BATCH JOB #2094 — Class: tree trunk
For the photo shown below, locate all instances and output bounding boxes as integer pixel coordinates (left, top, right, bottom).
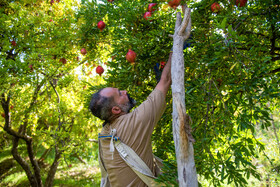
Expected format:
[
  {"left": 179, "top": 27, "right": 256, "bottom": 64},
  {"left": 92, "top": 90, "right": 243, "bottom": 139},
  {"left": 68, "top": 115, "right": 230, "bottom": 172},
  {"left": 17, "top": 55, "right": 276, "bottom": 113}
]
[
  {"left": 45, "top": 147, "right": 61, "bottom": 187},
  {"left": 171, "top": 7, "right": 198, "bottom": 187},
  {"left": 1, "top": 89, "right": 45, "bottom": 187},
  {"left": 12, "top": 137, "right": 41, "bottom": 187}
]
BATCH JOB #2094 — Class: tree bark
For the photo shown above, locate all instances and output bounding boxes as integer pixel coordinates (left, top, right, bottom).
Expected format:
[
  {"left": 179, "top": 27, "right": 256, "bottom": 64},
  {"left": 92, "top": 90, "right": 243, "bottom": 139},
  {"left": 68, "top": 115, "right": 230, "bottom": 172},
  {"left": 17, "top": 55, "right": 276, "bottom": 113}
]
[
  {"left": 45, "top": 147, "right": 61, "bottom": 187},
  {"left": 171, "top": 7, "right": 198, "bottom": 187},
  {"left": 12, "top": 137, "right": 40, "bottom": 187},
  {"left": 1, "top": 87, "right": 44, "bottom": 187}
]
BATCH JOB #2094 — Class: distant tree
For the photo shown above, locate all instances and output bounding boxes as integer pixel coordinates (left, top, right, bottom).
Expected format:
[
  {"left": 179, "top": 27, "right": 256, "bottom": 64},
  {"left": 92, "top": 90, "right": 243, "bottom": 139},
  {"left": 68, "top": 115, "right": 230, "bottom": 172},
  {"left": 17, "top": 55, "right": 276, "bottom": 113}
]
[{"left": 0, "top": 0, "right": 102, "bottom": 186}]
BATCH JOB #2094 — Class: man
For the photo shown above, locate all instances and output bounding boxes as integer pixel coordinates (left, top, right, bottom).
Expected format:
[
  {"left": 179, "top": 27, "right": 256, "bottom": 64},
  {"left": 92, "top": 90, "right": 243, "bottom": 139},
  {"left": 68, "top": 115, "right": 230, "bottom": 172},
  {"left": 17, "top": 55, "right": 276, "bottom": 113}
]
[{"left": 89, "top": 52, "right": 172, "bottom": 186}]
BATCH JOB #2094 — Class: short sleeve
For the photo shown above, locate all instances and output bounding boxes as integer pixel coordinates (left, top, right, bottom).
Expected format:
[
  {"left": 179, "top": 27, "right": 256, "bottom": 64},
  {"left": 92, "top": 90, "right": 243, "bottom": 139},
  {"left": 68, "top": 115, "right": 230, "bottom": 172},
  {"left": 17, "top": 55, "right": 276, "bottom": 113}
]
[{"left": 129, "top": 89, "right": 166, "bottom": 139}]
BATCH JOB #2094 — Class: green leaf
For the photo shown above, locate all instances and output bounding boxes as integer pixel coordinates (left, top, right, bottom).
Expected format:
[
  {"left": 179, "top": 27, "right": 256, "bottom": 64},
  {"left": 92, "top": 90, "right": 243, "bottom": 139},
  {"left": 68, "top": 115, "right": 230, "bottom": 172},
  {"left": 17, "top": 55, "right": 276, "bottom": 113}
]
[{"left": 221, "top": 17, "right": 227, "bottom": 30}]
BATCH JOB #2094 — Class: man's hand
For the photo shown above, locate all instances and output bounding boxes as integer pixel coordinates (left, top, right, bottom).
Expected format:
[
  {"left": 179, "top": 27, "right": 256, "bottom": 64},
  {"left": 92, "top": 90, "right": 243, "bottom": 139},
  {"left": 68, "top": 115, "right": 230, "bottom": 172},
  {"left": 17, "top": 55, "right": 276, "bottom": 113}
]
[{"left": 155, "top": 52, "right": 172, "bottom": 96}]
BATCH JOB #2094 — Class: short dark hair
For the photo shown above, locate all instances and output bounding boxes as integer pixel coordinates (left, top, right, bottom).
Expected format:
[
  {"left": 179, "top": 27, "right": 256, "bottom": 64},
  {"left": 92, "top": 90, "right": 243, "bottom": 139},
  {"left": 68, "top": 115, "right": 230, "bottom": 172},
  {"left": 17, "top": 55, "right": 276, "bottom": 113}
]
[{"left": 89, "top": 89, "right": 115, "bottom": 122}]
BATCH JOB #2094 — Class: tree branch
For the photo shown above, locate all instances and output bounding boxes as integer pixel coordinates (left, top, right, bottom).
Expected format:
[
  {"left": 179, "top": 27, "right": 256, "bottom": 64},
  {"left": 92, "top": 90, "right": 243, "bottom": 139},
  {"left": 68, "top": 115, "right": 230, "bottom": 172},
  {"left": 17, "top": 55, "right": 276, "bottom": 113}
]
[
  {"left": 178, "top": 7, "right": 191, "bottom": 40},
  {"left": 270, "top": 67, "right": 280, "bottom": 74},
  {"left": 12, "top": 137, "right": 39, "bottom": 187},
  {"left": 45, "top": 147, "right": 61, "bottom": 187},
  {"left": 1, "top": 79, "right": 45, "bottom": 187},
  {"left": 1, "top": 93, "right": 31, "bottom": 140}
]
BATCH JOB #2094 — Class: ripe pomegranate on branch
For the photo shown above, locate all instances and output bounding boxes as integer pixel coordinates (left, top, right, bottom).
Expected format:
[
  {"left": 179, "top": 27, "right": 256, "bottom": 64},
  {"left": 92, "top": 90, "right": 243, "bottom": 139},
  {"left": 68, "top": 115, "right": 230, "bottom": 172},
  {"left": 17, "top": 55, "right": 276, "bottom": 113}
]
[
  {"left": 11, "top": 40, "right": 16, "bottom": 46},
  {"left": 230, "top": 0, "right": 248, "bottom": 7},
  {"left": 148, "top": 3, "right": 157, "bottom": 12},
  {"left": 126, "top": 49, "right": 136, "bottom": 63},
  {"left": 97, "top": 21, "right": 106, "bottom": 31},
  {"left": 81, "top": 48, "right": 87, "bottom": 55},
  {"left": 168, "top": 0, "right": 181, "bottom": 9},
  {"left": 59, "top": 58, "right": 67, "bottom": 64},
  {"left": 144, "top": 12, "right": 152, "bottom": 21},
  {"left": 96, "top": 65, "right": 104, "bottom": 76},
  {"left": 211, "top": 2, "right": 221, "bottom": 13}
]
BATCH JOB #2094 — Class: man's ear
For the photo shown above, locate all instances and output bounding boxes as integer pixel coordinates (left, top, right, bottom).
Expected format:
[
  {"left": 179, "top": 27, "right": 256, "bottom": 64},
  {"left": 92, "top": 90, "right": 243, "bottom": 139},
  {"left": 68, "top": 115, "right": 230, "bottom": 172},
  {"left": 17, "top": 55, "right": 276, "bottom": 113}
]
[{"left": 112, "top": 106, "right": 121, "bottom": 115}]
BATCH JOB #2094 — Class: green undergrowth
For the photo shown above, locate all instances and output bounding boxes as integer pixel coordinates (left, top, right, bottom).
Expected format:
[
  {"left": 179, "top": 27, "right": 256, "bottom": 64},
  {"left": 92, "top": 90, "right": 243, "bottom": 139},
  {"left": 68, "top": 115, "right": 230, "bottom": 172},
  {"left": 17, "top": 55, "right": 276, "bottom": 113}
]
[
  {"left": 0, "top": 159, "right": 101, "bottom": 187},
  {"left": 0, "top": 144, "right": 101, "bottom": 187},
  {"left": 199, "top": 118, "right": 280, "bottom": 186}
]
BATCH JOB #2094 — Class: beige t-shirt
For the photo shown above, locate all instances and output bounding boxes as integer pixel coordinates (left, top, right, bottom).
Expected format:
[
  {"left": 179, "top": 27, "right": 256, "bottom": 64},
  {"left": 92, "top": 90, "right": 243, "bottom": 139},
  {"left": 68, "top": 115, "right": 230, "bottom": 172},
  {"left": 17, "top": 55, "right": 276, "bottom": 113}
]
[{"left": 100, "top": 89, "right": 166, "bottom": 187}]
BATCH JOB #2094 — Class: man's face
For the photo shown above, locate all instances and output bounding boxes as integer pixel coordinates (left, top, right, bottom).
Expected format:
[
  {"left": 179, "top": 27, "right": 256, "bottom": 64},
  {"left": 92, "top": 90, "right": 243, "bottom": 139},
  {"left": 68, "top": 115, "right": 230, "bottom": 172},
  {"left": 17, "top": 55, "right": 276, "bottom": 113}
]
[{"left": 100, "top": 87, "right": 136, "bottom": 113}]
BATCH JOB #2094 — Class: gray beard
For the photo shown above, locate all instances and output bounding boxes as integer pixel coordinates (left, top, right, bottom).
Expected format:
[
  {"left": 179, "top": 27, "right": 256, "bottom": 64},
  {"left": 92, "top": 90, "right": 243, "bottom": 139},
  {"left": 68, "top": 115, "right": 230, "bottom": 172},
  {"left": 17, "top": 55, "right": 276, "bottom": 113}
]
[{"left": 120, "top": 93, "right": 136, "bottom": 113}]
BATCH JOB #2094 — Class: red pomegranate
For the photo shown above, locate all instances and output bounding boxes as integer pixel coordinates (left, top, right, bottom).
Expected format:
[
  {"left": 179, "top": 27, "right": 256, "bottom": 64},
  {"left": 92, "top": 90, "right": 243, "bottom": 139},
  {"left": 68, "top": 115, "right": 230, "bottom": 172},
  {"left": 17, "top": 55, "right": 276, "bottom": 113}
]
[
  {"left": 230, "top": 0, "right": 248, "bottom": 7},
  {"left": 168, "top": 0, "right": 181, "bottom": 9},
  {"left": 81, "top": 48, "right": 87, "bottom": 55},
  {"left": 28, "top": 64, "right": 34, "bottom": 71},
  {"left": 97, "top": 21, "right": 106, "bottom": 31},
  {"left": 144, "top": 12, "right": 152, "bottom": 21},
  {"left": 11, "top": 40, "right": 16, "bottom": 46},
  {"left": 148, "top": 3, "right": 157, "bottom": 12},
  {"left": 126, "top": 49, "right": 136, "bottom": 63},
  {"left": 160, "top": 61, "right": 166, "bottom": 70},
  {"left": 211, "top": 2, "right": 221, "bottom": 13},
  {"left": 96, "top": 65, "right": 104, "bottom": 76},
  {"left": 59, "top": 58, "right": 67, "bottom": 64}
]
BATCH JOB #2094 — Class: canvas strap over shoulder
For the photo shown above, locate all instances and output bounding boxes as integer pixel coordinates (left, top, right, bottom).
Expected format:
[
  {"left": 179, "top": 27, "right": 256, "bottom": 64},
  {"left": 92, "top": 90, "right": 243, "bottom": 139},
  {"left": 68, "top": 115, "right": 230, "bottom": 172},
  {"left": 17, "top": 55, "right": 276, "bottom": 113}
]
[
  {"left": 98, "top": 133, "right": 164, "bottom": 187},
  {"left": 98, "top": 138, "right": 110, "bottom": 187},
  {"left": 114, "top": 140, "right": 161, "bottom": 187}
]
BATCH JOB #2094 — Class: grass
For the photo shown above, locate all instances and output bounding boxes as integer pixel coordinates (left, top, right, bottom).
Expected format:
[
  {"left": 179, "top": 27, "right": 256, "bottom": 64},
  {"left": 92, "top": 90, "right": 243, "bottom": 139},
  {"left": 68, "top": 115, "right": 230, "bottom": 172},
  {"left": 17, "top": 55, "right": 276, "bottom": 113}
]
[
  {"left": 0, "top": 142, "right": 101, "bottom": 187},
  {"left": 0, "top": 160, "right": 101, "bottom": 187},
  {"left": 52, "top": 163, "right": 101, "bottom": 187}
]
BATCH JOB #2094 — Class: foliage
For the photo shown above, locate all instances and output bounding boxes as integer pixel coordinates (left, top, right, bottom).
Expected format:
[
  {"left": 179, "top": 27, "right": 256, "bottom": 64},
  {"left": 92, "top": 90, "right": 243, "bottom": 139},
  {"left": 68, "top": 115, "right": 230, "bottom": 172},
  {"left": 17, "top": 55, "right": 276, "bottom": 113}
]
[
  {"left": 79, "top": 0, "right": 279, "bottom": 186},
  {"left": 0, "top": 0, "right": 279, "bottom": 186},
  {"left": 0, "top": 0, "right": 103, "bottom": 186}
]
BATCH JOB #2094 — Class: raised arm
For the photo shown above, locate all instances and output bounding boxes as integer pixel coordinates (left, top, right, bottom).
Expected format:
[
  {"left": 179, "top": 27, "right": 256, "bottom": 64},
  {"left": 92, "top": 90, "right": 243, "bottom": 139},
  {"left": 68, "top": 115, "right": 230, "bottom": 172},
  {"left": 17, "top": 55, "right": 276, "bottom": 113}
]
[{"left": 155, "top": 52, "right": 172, "bottom": 96}]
